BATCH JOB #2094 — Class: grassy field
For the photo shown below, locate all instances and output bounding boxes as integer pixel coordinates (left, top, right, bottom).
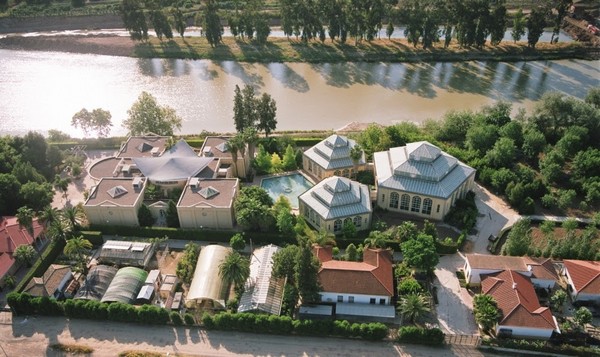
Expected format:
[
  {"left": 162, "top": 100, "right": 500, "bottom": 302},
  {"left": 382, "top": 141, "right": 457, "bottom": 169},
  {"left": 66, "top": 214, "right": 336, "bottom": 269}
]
[{"left": 134, "top": 36, "right": 592, "bottom": 63}]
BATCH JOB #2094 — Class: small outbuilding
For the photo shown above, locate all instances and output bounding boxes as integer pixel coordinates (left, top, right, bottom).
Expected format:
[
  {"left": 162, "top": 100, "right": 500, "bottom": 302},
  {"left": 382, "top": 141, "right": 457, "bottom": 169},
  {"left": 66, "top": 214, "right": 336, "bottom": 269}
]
[
  {"left": 101, "top": 267, "right": 148, "bottom": 304},
  {"left": 98, "top": 240, "right": 155, "bottom": 269},
  {"left": 75, "top": 265, "right": 118, "bottom": 301},
  {"left": 186, "top": 245, "right": 232, "bottom": 309}
]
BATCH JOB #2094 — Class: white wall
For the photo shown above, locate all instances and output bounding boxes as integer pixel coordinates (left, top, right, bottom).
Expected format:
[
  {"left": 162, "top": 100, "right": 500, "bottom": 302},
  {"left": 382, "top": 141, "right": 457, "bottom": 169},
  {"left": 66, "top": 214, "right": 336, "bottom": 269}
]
[
  {"left": 497, "top": 325, "right": 554, "bottom": 340},
  {"left": 320, "top": 291, "right": 390, "bottom": 305},
  {"left": 465, "top": 267, "right": 503, "bottom": 284},
  {"left": 178, "top": 206, "right": 234, "bottom": 230},
  {"left": 85, "top": 204, "right": 140, "bottom": 226}
]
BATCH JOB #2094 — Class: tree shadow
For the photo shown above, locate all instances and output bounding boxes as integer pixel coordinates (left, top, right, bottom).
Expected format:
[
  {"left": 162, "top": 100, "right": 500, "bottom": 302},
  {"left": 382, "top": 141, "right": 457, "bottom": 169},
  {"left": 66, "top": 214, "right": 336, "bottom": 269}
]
[{"left": 258, "top": 62, "right": 310, "bottom": 93}]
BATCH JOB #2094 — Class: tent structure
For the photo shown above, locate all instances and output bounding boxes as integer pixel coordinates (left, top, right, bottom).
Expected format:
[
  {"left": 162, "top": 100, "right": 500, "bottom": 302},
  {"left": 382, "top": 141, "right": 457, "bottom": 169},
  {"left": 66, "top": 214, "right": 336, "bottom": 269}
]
[
  {"left": 101, "top": 267, "right": 148, "bottom": 304},
  {"left": 75, "top": 265, "right": 118, "bottom": 301},
  {"left": 187, "top": 245, "right": 232, "bottom": 309},
  {"left": 133, "top": 139, "right": 213, "bottom": 182}
]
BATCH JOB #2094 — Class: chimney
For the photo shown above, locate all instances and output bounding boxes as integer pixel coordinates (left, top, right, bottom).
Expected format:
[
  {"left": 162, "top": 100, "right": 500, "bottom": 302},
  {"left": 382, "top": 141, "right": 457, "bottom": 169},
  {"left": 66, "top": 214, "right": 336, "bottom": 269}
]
[
  {"left": 512, "top": 282, "right": 517, "bottom": 289},
  {"left": 312, "top": 244, "right": 333, "bottom": 263}
]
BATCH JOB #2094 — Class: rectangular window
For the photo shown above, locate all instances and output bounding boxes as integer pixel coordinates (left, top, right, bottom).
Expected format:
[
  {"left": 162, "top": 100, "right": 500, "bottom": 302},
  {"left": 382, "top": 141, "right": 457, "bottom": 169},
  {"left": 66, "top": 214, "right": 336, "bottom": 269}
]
[
  {"left": 348, "top": 296, "right": 354, "bottom": 303},
  {"left": 437, "top": 204, "right": 440, "bottom": 213},
  {"left": 337, "top": 295, "right": 343, "bottom": 303},
  {"left": 370, "top": 298, "right": 376, "bottom": 304},
  {"left": 379, "top": 298, "right": 386, "bottom": 305},
  {"left": 381, "top": 194, "right": 385, "bottom": 203}
]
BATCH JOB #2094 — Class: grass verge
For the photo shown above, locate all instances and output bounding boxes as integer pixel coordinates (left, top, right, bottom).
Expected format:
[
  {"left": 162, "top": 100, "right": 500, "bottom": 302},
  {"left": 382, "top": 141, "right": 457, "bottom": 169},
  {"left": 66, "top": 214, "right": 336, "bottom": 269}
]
[{"left": 49, "top": 343, "right": 94, "bottom": 354}]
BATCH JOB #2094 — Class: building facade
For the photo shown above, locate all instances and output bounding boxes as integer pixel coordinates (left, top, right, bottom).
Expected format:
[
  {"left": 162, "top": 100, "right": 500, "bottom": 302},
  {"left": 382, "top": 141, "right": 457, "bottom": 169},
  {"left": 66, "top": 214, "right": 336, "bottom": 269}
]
[
  {"left": 373, "top": 141, "right": 475, "bottom": 220},
  {"left": 303, "top": 134, "right": 367, "bottom": 181}
]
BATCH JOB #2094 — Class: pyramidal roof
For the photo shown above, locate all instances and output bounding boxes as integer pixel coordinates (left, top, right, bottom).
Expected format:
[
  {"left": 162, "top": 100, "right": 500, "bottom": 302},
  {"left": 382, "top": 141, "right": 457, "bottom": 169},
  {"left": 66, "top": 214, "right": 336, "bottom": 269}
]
[
  {"left": 325, "top": 177, "right": 351, "bottom": 193},
  {"left": 107, "top": 185, "right": 128, "bottom": 198},
  {"left": 215, "top": 142, "right": 228, "bottom": 153},
  {"left": 198, "top": 186, "right": 220, "bottom": 199},
  {"left": 137, "top": 142, "right": 153, "bottom": 153},
  {"left": 406, "top": 141, "right": 441, "bottom": 162},
  {"left": 325, "top": 135, "right": 348, "bottom": 148}
]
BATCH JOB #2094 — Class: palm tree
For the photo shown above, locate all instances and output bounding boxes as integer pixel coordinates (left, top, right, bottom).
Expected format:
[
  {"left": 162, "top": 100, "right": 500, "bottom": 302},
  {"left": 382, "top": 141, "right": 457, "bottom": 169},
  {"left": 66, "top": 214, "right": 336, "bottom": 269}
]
[
  {"left": 219, "top": 251, "right": 250, "bottom": 291},
  {"left": 242, "top": 127, "right": 259, "bottom": 164},
  {"left": 473, "top": 294, "right": 501, "bottom": 332},
  {"left": 47, "top": 219, "right": 72, "bottom": 243},
  {"left": 64, "top": 235, "right": 92, "bottom": 271},
  {"left": 62, "top": 205, "right": 85, "bottom": 231},
  {"left": 398, "top": 293, "right": 431, "bottom": 324},
  {"left": 16, "top": 206, "right": 35, "bottom": 239},
  {"left": 226, "top": 135, "right": 245, "bottom": 178},
  {"left": 54, "top": 175, "right": 71, "bottom": 200},
  {"left": 313, "top": 228, "right": 336, "bottom": 247},
  {"left": 364, "top": 231, "right": 387, "bottom": 249},
  {"left": 39, "top": 206, "right": 60, "bottom": 228},
  {"left": 14, "top": 245, "right": 37, "bottom": 267}
]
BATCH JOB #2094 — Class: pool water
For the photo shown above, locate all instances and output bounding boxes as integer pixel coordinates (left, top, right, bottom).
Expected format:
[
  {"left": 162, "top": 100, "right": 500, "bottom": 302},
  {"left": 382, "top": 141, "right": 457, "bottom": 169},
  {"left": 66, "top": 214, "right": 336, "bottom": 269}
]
[{"left": 260, "top": 173, "right": 314, "bottom": 209}]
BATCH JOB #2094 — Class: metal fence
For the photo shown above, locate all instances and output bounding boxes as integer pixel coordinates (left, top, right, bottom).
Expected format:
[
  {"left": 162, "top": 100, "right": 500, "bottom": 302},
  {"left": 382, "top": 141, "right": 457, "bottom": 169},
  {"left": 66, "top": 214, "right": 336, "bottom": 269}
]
[{"left": 445, "top": 334, "right": 481, "bottom": 346}]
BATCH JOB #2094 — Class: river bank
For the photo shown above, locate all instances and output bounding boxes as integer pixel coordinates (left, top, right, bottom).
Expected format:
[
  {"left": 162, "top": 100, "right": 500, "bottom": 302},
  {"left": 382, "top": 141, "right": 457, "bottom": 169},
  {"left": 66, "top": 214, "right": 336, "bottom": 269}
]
[{"left": 0, "top": 33, "right": 596, "bottom": 62}]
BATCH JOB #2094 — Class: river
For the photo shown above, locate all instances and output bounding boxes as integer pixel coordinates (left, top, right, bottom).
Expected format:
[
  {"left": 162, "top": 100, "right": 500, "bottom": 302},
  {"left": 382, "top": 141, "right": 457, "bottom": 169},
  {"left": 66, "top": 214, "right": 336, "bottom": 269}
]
[{"left": 0, "top": 49, "right": 598, "bottom": 137}]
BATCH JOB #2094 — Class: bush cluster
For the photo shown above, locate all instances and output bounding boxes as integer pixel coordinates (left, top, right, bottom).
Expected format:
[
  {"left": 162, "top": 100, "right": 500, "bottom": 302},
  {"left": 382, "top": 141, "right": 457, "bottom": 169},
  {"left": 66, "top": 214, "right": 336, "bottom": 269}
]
[
  {"left": 202, "top": 312, "right": 389, "bottom": 341},
  {"left": 443, "top": 192, "right": 478, "bottom": 232},
  {"left": 484, "top": 338, "right": 600, "bottom": 357},
  {"left": 396, "top": 326, "right": 445, "bottom": 346},
  {"left": 15, "top": 239, "right": 66, "bottom": 293},
  {"left": 7, "top": 292, "right": 179, "bottom": 326}
]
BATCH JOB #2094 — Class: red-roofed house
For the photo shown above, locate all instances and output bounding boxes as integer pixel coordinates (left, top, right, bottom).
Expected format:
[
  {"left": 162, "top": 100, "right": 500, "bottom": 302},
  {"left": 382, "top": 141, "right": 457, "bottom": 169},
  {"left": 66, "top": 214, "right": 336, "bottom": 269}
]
[
  {"left": 312, "top": 245, "right": 395, "bottom": 320},
  {"left": 0, "top": 216, "right": 45, "bottom": 288},
  {"left": 481, "top": 270, "right": 560, "bottom": 340},
  {"left": 563, "top": 260, "right": 600, "bottom": 304}
]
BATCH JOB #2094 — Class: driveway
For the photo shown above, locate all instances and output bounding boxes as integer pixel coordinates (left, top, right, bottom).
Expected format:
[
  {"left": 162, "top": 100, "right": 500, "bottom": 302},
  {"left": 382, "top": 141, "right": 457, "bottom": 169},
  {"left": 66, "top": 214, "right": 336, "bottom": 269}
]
[{"left": 434, "top": 184, "right": 520, "bottom": 335}]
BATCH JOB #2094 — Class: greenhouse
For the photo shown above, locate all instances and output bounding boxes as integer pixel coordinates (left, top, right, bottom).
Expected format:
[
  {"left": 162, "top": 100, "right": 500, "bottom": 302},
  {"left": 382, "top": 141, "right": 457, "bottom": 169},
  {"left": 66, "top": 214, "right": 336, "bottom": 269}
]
[
  {"left": 101, "top": 267, "right": 148, "bottom": 304},
  {"left": 75, "top": 265, "right": 118, "bottom": 301},
  {"left": 187, "top": 245, "right": 231, "bottom": 309}
]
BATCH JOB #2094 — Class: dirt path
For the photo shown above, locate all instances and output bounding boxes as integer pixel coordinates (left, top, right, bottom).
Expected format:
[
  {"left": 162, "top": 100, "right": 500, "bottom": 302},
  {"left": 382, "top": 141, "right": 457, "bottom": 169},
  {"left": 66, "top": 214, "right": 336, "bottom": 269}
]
[{"left": 0, "top": 314, "right": 497, "bottom": 357}]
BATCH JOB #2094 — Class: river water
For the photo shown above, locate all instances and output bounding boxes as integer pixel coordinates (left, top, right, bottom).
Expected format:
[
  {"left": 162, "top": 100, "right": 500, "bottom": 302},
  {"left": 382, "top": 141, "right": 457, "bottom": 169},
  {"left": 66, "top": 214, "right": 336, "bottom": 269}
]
[{"left": 0, "top": 49, "right": 598, "bottom": 137}]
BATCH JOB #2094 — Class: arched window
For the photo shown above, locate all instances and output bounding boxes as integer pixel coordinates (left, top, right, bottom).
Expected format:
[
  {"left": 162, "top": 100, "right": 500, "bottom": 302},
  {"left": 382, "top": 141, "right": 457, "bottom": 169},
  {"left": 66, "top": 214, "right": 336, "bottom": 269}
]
[
  {"left": 411, "top": 196, "right": 421, "bottom": 212},
  {"left": 344, "top": 217, "right": 352, "bottom": 227},
  {"left": 389, "top": 192, "right": 399, "bottom": 209},
  {"left": 353, "top": 216, "right": 362, "bottom": 228},
  {"left": 422, "top": 198, "right": 433, "bottom": 215},
  {"left": 334, "top": 170, "right": 341, "bottom": 176},
  {"left": 334, "top": 219, "right": 342, "bottom": 232},
  {"left": 342, "top": 169, "right": 349, "bottom": 178},
  {"left": 400, "top": 194, "right": 410, "bottom": 211}
]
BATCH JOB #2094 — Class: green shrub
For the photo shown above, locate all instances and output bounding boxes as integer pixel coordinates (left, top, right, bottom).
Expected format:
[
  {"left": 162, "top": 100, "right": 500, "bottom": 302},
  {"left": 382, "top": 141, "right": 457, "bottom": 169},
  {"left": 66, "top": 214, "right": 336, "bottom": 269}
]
[
  {"left": 397, "top": 326, "right": 444, "bottom": 346},
  {"left": 184, "top": 313, "right": 196, "bottom": 326},
  {"left": 201, "top": 313, "right": 214, "bottom": 328}
]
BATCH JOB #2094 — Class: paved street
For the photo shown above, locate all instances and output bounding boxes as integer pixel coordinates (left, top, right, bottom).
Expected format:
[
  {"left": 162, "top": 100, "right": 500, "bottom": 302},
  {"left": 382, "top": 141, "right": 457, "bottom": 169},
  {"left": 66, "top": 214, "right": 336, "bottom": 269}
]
[
  {"left": 433, "top": 184, "right": 520, "bottom": 335},
  {"left": 1, "top": 314, "right": 500, "bottom": 357}
]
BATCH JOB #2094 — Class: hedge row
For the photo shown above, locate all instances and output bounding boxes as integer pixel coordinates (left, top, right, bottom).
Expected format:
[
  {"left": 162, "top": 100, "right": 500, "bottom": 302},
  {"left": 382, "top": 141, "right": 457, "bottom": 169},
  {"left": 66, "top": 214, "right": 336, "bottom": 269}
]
[
  {"left": 86, "top": 224, "right": 295, "bottom": 245},
  {"left": 79, "top": 231, "right": 104, "bottom": 246},
  {"left": 483, "top": 338, "right": 600, "bottom": 357},
  {"left": 202, "top": 312, "right": 389, "bottom": 341},
  {"left": 396, "top": 326, "right": 445, "bottom": 346},
  {"left": 6, "top": 292, "right": 194, "bottom": 326},
  {"left": 435, "top": 231, "right": 468, "bottom": 255},
  {"left": 15, "top": 239, "right": 66, "bottom": 293}
]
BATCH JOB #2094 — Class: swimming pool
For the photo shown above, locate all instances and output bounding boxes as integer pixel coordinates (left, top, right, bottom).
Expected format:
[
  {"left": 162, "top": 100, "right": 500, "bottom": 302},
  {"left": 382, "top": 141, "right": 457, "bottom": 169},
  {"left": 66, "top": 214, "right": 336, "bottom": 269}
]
[{"left": 260, "top": 173, "right": 314, "bottom": 209}]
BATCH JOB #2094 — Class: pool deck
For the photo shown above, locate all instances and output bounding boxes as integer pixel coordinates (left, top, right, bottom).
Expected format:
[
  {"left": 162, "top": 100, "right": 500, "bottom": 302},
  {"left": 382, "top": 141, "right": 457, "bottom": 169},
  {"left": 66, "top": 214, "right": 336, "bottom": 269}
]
[{"left": 253, "top": 170, "right": 315, "bottom": 209}]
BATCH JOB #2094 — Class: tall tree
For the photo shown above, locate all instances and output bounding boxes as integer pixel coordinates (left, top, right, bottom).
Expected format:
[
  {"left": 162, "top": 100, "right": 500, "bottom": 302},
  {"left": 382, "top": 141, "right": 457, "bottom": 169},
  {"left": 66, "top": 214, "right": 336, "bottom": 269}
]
[
  {"left": 120, "top": 0, "right": 149, "bottom": 41},
  {"left": 400, "top": 233, "right": 439, "bottom": 271},
  {"left": 256, "top": 93, "right": 277, "bottom": 137},
  {"left": 137, "top": 204, "right": 155, "bottom": 227},
  {"left": 511, "top": 8, "right": 526, "bottom": 43},
  {"left": 150, "top": 9, "right": 173, "bottom": 40},
  {"left": 166, "top": 200, "right": 180, "bottom": 228},
  {"left": 204, "top": 0, "right": 222, "bottom": 47},
  {"left": 63, "top": 205, "right": 85, "bottom": 231},
  {"left": 473, "top": 294, "right": 501, "bottom": 332},
  {"left": 123, "top": 92, "right": 182, "bottom": 136},
  {"left": 172, "top": 7, "right": 187, "bottom": 38},
  {"left": 551, "top": 0, "right": 571, "bottom": 44},
  {"left": 503, "top": 218, "right": 532, "bottom": 256},
  {"left": 226, "top": 134, "right": 245, "bottom": 178},
  {"left": 16, "top": 206, "right": 35, "bottom": 239},
  {"left": 526, "top": 8, "right": 546, "bottom": 48},
  {"left": 71, "top": 108, "right": 113, "bottom": 137},
  {"left": 294, "top": 242, "right": 321, "bottom": 303},
  {"left": 489, "top": 4, "right": 507, "bottom": 46}
]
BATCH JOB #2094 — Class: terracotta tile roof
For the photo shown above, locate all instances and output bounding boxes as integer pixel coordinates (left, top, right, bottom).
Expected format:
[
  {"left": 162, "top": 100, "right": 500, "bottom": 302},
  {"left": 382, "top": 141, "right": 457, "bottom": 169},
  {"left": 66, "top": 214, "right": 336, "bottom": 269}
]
[
  {"left": 23, "top": 264, "right": 71, "bottom": 297},
  {"left": 177, "top": 178, "right": 239, "bottom": 208},
  {"left": 85, "top": 178, "right": 146, "bottom": 207},
  {"left": 523, "top": 257, "right": 559, "bottom": 281},
  {"left": 466, "top": 254, "right": 528, "bottom": 271},
  {"left": 481, "top": 270, "right": 557, "bottom": 331},
  {"left": 313, "top": 246, "right": 393, "bottom": 297},
  {"left": 0, "top": 216, "right": 43, "bottom": 254},
  {"left": 564, "top": 259, "right": 600, "bottom": 295},
  {"left": 0, "top": 253, "right": 15, "bottom": 278}
]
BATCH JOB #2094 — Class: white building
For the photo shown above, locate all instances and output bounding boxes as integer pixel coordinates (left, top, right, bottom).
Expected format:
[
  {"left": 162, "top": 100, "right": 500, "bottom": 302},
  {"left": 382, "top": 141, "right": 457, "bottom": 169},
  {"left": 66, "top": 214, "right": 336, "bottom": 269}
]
[
  {"left": 313, "top": 245, "right": 395, "bottom": 320},
  {"left": 177, "top": 178, "right": 239, "bottom": 230},
  {"left": 563, "top": 259, "right": 600, "bottom": 304},
  {"left": 84, "top": 177, "right": 147, "bottom": 226},
  {"left": 373, "top": 141, "right": 475, "bottom": 220},
  {"left": 302, "top": 134, "right": 366, "bottom": 181},
  {"left": 299, "top": 176, "right": 372, "bottom": 235},
  {"left": 481, "top": 270, "right": 560, "bottom": 340}
]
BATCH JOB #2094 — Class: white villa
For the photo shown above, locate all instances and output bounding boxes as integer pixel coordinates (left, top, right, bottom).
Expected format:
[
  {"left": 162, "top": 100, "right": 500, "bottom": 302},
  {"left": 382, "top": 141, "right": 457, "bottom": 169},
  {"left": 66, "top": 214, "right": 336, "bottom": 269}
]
[
  {"left": 84, "top": 177, "right": 147, "bottom": 226},
  {"left": 298, "top": 176, "right": 372, "bottom": 234},
  {"left": 177, "top": 178, "right": 239, "bottom": 230},
  {"left": 373, "top": 141, "right": 476, "bottom": 220},
  {"left": 303, "top": 134, "right": 366, "bottom": 181}
]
